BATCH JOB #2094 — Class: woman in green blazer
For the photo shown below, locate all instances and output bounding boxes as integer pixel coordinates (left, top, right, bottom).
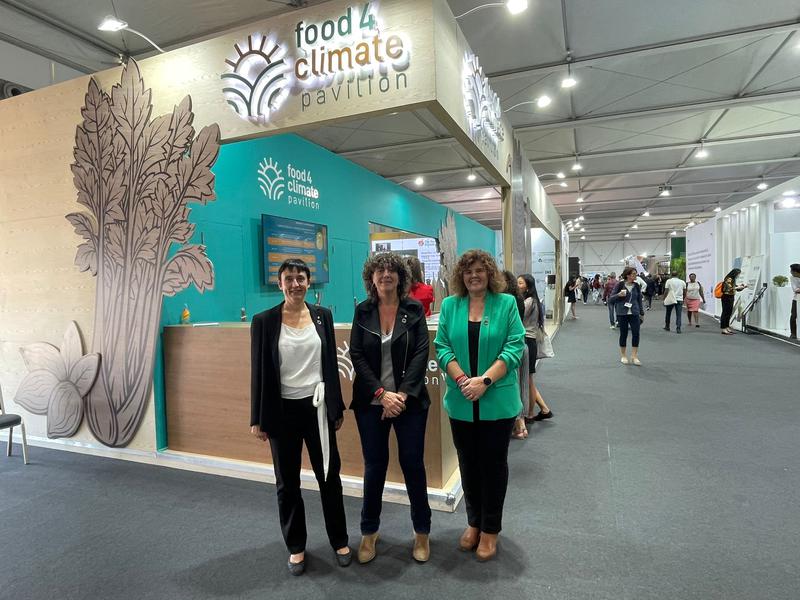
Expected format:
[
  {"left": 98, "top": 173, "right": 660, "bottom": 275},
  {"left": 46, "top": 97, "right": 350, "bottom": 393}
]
[{"left": 434, "top": 249, "right": 525, "bottom": 561}]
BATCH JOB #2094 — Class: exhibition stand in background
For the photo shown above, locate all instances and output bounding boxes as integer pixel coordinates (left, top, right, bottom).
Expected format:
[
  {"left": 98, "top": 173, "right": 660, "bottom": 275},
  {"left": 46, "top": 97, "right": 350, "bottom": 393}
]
[
  {"left": 687, "top": 177, "right": 800, "bottom": 338},
  {"left": 0, "top": 0, "right": 565, "bottom": 510}
]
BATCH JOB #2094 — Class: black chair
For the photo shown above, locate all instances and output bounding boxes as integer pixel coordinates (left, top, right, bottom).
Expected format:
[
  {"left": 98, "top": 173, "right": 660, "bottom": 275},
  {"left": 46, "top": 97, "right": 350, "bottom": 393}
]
[{"left": 0, "top": 385, "right": 28, "bottom": 464}]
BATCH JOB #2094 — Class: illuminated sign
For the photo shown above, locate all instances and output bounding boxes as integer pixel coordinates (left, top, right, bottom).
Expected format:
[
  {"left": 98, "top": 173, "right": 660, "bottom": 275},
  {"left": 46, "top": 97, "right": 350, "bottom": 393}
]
[
  {"left": 463, "top": 54, "right": 504, "bottom": 154},
  {"left": 222, "top": 2, "right": 412, "bottom": 123},
  {"left": 258, "top": 156, "right": 321, "bottom": 210}
]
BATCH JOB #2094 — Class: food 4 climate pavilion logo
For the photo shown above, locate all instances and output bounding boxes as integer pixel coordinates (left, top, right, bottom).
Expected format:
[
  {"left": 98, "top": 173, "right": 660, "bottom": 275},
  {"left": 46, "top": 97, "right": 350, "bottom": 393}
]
[
  {"left": 463, "top": 54, "right": 504, "bottom": 153},
  {"left": 222, "top": 34, "right": 291, "bottom": 120},
  {"left": 257, "top": 157, "right": 285, "bottom": 200}
]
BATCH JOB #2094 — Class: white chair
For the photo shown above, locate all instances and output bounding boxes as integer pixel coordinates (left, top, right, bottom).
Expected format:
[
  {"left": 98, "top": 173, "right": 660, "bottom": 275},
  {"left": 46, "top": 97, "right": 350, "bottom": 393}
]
[{"left": 0, "top": 385, "right": 29, "bottom": 465}]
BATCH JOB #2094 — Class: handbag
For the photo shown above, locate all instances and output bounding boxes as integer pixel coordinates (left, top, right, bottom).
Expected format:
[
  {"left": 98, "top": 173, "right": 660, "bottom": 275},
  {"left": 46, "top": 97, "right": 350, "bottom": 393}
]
[{"left": 535, "top": 326, "right": 554, "bottom": 359}]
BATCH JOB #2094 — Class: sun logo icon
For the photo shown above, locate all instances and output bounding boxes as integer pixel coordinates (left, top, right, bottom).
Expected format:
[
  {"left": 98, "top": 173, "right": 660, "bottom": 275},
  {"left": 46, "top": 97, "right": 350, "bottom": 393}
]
[
  {"left": 222, "top": 33, "right": 291, "bottom": 120},
  {"left": 258, "top": 157, "right": 285, "bottom": 200}
]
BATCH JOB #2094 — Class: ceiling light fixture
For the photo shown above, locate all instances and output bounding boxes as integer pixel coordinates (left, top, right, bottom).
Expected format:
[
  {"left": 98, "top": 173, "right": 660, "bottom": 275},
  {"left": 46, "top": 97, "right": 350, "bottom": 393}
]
[
  {"left": 658, "top": 185, "right": 672, "bottom": 197},
  {"left": 580, "top": 235, "right": 586, "bottom": 240},
  {"left": 782, "top": 190, "right": 796, "bottom": 196},
  {"left": 642, "top": 211, "right": 650, "bottom": 217},
  {"left": 467, "top": 171, "right": 477, "bottom": 182},
  {"left": 561, "top": 77, "right": 577, "bottom": 89},
  {"left": 571, "top": 161, "right": 582, "bottom": 172},
  {"left": 687, "top": 221, "right": 696, "bottom": 227},
  {"left": 670, "top": 231, "right": 677, "bottom": 236},
  {"left": 455, "top": 0, "right": 528, "bottom": 19},
  {"left": 414, "top": 176, "right": 424, "bottom": 186},
  {"left": 695, "top": 140, "right": 708, "bottom": 159},
  {"left": 98, "top": 15, "right": 165, "bottom": 53},
  {"left": 576, "top": 196, "right": 584, "bottom": 203},
  {"left": 756, "top": 176, "right": 769, "bottom": 191},
  {"left": 624, "top": 233, "right": 630, "bottom": 238},
  {"left": 577, "top": 215, "right": 585, "bottom": 221},
  {"left": 713, "top": 206, "right": 721, "bottom": 213},
  {"left": 556, "top": 172, "right": 565, "bottom": 179},
  {"left": 781, "top": 197, "right": 798, "bottom": 208},
  {"left": 559, "top": 182, "right": 567, "bottom": 188},
  {"left": 580, "top": 227, "right": 585, "bottom": 232},
  {"left": 750, "top": 203, "right": 757, "bottom": 207},
  {"left": 631, "top": 224, "right": 638, "bottom": 229},
  {"left": 536, "top": 95, "right": 552, "bottom": 108}
]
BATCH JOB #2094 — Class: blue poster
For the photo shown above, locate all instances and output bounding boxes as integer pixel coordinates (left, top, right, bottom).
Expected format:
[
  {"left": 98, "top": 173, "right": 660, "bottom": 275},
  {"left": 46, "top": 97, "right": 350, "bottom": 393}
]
[{"left": 262, "top": 214, "right": 329, "bottom": 284}]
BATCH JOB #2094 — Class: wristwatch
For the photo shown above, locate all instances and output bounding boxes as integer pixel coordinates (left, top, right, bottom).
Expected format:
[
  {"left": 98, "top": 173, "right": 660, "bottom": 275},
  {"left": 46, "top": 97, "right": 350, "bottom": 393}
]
[{"left": 482, "top": 376, "right": 492, "bottom": 386}]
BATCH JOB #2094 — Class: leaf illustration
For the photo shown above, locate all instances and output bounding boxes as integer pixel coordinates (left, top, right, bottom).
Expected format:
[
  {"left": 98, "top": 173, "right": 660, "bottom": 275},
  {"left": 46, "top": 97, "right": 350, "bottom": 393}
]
[
  {"left": 75, "top": 241, "right": 98, "bottom": 275},
  {"left": 47, "top": 382, "right": 83, "bottom": 439},
  {"left": 66, "top": 211, "right": 98, "bottom": 243},
  {"left": 178, "top": 124, "right": 220, "bottom": 205},
  {"left": 14, "top": 370, "right": 59, "bottom": 415},
  {"left": 103, "top": 168, "right": 127, "bottom": 222},
  {"left": 111, "top": 60, "right": 152, "bottom": 151},
  {"left": 161, "top": 245, "right": 215, "bottom": 296},
  {"left": 20, "top": 342, "right": 67, "bottom": 380},
  {"left": 105, "top": 222, "right": 126, "bottom": 266},
  {"left": 70, "top": 353, "right": 101, "bottom": 397},
  {"left": 168, "top": 220, "right": 195, "bottom": 244},
  {"left": 139, "top": 112, "right": 171, "bottom": 178},
  {"left": 164, "top": 96, "right": 195, "bottom": 170},
  {"left": 61, "top": 321, "right": 83, "bottom": 374}
]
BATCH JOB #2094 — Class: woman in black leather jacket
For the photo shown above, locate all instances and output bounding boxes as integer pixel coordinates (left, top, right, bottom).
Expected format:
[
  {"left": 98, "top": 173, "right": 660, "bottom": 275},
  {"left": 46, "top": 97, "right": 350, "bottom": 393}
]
[{"left": 349, "top": 252, "right": 432, "bottom": 565}]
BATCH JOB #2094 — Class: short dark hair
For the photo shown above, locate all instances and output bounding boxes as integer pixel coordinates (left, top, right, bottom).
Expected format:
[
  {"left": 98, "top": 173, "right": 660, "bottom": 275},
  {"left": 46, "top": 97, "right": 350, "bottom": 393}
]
[
  {"left": 362, "top": 252, "right": 411, "bottom": 302},
  {"left": 278, "top": 258, "right": 311, "bottom": 281},
  {"left": 404, "top": 255, "right": 425, "bottom": 285},
  {"left": 502, "top": 270, "right": 519, "bottom": 297},
  {"left": 621, "top": 266, "right": 637, "bottom": 280},
  {"left": 791, "top": 263, "right": 800, "bottom": 273}
]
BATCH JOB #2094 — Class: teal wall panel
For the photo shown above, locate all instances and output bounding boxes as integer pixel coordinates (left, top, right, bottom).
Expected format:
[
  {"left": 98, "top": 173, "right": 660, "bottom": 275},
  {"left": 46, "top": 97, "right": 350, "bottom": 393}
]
[{"left": 154, "top": 133, "right": 495, "bottom": 448}]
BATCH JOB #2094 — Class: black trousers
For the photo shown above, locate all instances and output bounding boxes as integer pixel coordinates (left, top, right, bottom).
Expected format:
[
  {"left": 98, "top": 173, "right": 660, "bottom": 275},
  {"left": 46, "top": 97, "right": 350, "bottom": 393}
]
[
  {"left": 791, "top": 300, "right": 797, "bottom": 337},
  {"left": 355, "top": 405, "right": 432, "bottom": 535},
  {"left": 720, "top": 295, "right": 734, "bottom": 329},
  {"left": 449, "top": 405, "right": 515, "bottom": 534},
  {"left": 268, "top": 397, "right": 348, "bottom": 554},
  {"left": 618, "top": 313, "right": 640, "bottom": 347}
]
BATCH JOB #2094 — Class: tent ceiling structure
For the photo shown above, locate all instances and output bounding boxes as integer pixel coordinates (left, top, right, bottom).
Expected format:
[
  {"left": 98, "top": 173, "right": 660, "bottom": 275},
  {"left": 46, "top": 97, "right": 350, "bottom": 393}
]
[{"left": 2, "top": 0, "right": 800, "bottom": 236}]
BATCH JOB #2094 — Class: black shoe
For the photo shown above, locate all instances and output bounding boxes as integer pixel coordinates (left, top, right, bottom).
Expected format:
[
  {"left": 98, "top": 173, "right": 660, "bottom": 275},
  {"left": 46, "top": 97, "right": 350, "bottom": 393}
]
[
  {"left": 287, "top": 558, "right": 306, "bottom": 576},
  {"left": 335, "top": 548, "right": 352, "bottom": 567},
  {"left": 533, "top": 410, "right": 553, "bottom": 421},
  {"left": 663, "top": 326, "right": 670, "bottom": 331},
  {"left": 676, "top": 329, "right": 681, "bottom": 334}
]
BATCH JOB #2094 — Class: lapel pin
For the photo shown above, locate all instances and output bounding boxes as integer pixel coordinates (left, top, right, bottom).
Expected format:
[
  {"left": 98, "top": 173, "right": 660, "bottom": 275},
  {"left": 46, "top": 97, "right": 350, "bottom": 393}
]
[{"left": 401, "top": 314, "right": 407, "bottom": 324}]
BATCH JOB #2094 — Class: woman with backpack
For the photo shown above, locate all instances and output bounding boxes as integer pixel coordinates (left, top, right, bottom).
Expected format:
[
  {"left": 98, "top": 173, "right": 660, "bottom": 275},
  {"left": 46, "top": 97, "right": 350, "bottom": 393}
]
[
  {"left": 608, "top": 267, "right": 645, "bottom": 365},
  {"left": 717, "top": 268, "right": 747, "bottom": 335}
]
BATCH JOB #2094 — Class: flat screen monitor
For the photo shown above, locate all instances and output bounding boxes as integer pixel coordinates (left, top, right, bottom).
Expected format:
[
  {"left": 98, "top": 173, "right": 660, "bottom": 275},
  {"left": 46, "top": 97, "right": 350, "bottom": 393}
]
[{"left": 262, "top": 214, "right": 329, "bottom": 284}]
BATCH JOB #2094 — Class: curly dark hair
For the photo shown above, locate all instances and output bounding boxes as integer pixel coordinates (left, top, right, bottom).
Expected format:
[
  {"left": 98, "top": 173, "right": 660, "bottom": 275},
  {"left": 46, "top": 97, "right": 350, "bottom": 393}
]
[
  {"left": 362, "top": 252, "right": 411, "bottom": 302},
  {"left": 450, "top": 249, "right": 506, "bottom": 296}
]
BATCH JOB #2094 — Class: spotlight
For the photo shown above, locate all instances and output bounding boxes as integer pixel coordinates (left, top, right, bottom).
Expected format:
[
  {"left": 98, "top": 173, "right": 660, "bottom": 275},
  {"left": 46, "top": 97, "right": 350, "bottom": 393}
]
[
  {"left": 576, "top": 197, "right": 584, "bottom": 203},
  {"left": 631, "top": 224, "right": 638, "bottom": 229},
  {"left": 536, "top": 95, "right": 552, "bottom": 108},
  {"left": 571, "top": 162, "right": 582, "bottom": 172},
  {"left": 577, "top": 215, "right": 584, "bottom": 221},
  {"left": 658, "top": 185, "right": 672, "bottom": 197},
  {"left": 670, "top": 231, "right": 677, "bottom": 236},
  {"left": 98, "top": 15, "right": 127, "bottom": 31},
  {"left": 561, "top": 77, "right": 577, "bottom": 89},
  {"left": 782, "top": 190, "right": 796, "bottom": 196},
  {"left": 757, "top": 177, "right": 768, "bottom": 191},
  {"left": 467, "top": 172, "right": 477, "bottom": 182},
  {"left": 506, "top": 0, "right": 528, "bottom": 15},
  {"left": 624, "top": 233, "right": 630, "bottom": 238},
  {"left": 642, "top": 211, "right": 650, "bottom": 217},
  {"left": 580, "top": 235, "right": 586, "bottom": 240},
  {"left": 580, "top": 227, "right": 585, "bottom": 232},
  {"left": 556, "top": 172, "right": 565, "bottom": 179},
  {"left": 695, "top": 141, "right": 708, "bottom": 159},
  {"left": 713, "top": 206, "right": 721, "bottom": 213},
  {"left": 414, "top": 176, "right": 424, "bottom": 186},
  {"left": 687, "top": 221, "right": 696, "bottom": 227},
  {"left": 559, "top": 182, "right": 567, "bottom": 188}
]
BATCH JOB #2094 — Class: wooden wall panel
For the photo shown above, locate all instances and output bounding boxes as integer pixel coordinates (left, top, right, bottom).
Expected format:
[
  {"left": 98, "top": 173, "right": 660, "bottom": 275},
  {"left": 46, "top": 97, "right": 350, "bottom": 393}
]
[{"left": 164, "top": 325, "right": 454, "bottom": 488}]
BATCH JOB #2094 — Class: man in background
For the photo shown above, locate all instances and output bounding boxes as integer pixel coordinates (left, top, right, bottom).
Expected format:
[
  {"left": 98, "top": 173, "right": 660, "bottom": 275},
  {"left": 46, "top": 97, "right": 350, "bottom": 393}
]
[{"left": 663, "top": 272, "right": 687, "bottom": 333}]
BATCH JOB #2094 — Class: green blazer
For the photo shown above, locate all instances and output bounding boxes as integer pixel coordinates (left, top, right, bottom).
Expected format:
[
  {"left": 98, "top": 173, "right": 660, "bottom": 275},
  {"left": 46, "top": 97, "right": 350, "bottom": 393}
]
[{"left": 434, "top": 292, "right": 525, "bottom": 422}]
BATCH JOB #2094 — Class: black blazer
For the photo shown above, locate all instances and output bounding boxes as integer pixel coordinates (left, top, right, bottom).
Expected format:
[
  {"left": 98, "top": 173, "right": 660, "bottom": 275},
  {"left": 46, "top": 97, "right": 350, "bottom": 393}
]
[
  {"left": 349, "top": 297, "right": 431, "bottom": 412},
  {"left": 250, "top": 302, "right": 345, "bottom": 436}
]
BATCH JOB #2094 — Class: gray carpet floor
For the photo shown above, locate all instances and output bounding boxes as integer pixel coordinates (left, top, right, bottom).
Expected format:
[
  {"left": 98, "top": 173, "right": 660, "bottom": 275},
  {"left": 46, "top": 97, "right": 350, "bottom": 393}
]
[{"left": 2, "top": 303, "right": 799, "bottom": 600}]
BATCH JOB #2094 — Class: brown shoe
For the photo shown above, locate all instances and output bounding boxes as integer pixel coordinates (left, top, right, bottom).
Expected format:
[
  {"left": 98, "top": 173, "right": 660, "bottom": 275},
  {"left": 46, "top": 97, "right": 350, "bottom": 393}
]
[
  {"left": 475, "top": 532, "right": 498, "bottom": 561},
  {"left": 412, "top": 533, "right": 430, "bottom": 562},
  {"left": 459, "top": 526, "right": 480, "bottom": 552},
  {"left": 358, "top": 533, "right": 379, "bottom": 564}
]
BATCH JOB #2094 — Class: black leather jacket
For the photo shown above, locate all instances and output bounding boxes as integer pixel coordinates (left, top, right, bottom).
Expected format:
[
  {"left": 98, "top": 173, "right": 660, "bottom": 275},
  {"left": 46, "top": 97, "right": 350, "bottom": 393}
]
[{"left": 349, "top": 297, "right": 431, "bottom": 412}]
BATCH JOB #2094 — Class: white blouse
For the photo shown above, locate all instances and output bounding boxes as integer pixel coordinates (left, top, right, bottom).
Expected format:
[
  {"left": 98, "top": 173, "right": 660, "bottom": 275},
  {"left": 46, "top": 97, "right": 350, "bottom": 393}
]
[{"left": 279, "top": 323, "right": 322, "bottom": 399}]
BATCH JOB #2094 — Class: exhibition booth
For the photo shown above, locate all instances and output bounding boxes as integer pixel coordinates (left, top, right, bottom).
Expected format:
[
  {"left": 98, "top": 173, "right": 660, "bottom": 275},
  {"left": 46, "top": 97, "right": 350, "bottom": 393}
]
[
  {"left": 0, "top": 0, "right": 564, "bottom": 511},
  {"left": 687, "top": 177, "right": 800, "bottom": 338}
]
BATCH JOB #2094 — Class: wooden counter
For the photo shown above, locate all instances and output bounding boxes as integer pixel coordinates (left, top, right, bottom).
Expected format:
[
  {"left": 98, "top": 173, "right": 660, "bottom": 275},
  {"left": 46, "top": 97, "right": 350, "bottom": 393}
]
[{"left": 163, "top": 324, "right": 458, "bottom": 491}]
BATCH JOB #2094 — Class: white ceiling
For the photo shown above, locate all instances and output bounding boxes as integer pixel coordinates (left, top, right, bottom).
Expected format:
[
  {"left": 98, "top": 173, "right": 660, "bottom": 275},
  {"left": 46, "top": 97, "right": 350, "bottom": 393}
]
[{"left": 3, "top": 0, "right": 800, "bottom": 239}]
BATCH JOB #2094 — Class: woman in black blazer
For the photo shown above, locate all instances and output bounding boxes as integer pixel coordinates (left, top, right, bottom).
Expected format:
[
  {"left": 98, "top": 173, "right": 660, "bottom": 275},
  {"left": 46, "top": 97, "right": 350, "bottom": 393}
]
[
  {"left": 250, "top": 258, "right": 350, "bottom": 576},
  {"left": 349, "top": 252, "right": 432, "bottom": 564}
]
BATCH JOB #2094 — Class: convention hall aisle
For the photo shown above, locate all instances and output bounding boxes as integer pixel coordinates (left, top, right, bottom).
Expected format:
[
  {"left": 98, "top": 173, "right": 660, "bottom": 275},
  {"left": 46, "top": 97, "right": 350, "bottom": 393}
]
[{"left": 2, "top": 305, "right": 798, "bottom": 600}]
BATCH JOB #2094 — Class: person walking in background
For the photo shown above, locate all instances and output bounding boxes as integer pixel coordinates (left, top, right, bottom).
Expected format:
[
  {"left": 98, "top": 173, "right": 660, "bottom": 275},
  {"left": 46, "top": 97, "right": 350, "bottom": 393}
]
[
  {"left": 405, "top": 256, "right": 435, "bottom": 317},
  {"left": 663, "top": 272, "right": 686, "bottom": 333},
  {"left": 434, "top": 249, "right": 524, "bottom": 561},
  {"left": 250, "top": 258, "right": 351, "bottom": 576},
  {"left": 565, "top": 276, "right": 580, "bottom": 319},
  {"left": 720, "top": 268, "right": 747, "bottom": 335},
  {"left": 789, "top": 264, "right": 800, "bottom": 339},
  {"left": 518, "top": 274, "right": 553, "bottom": 427},
  {"left": 685, "top": 273, "right": 706, "bottom": 328},
  {"left": 608, "top": 267, "right": 645, "bottom": 365},
  {"left": 349, "top": 253, "right": 433, "bottom": 564},
  {"left": 644, "top": 274, "right": 655, "bottom": 310},
  {"left": 655, "top": 274, "right": 664, "bottom": 297},
  {"left": 591, "top": 274, "right": 602, "bottom": 304},
  {"left": 603, "top": 272, "right": 619, "bottom": 328},
  {"left": 581, "top": 277, "right": 590, "bottom": 304}
]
